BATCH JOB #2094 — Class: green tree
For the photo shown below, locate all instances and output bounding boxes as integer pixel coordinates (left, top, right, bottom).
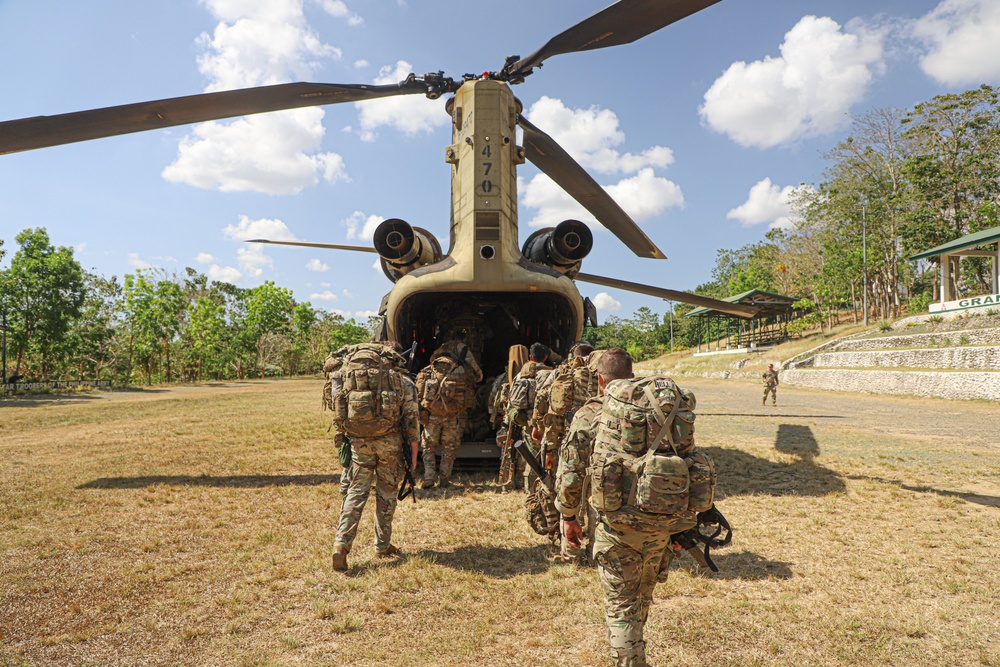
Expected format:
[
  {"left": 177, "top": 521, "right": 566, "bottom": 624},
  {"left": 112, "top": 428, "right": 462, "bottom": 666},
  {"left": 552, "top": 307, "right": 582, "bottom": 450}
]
[
  {"left": 244, "top": 281, "right": 295, "bottom": 377},
  {"left": 2, "top": 228, "right": 85, "bottom": 380},
  {"left": 122, "top": 271, "right": 186, "bottom": 384}
]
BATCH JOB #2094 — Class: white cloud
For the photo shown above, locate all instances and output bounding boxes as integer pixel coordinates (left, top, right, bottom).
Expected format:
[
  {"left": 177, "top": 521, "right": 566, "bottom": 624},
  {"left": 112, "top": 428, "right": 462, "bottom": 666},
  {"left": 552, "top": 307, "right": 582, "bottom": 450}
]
[
  {"left": 913, "top": 0, "right": 1000, "bottom": 85},
  {"left": 310, "top": 290, "right": 339, "bottom": 301},
  {"left": 306, "top": 258, "right": 330, "bottom": 272},
  {"left": 207, "top": 264, "right": 242, "bottom": 284},
  {"left": 727, "top": 178, "right": 811, "bottom": 229},
  {"left": 521, "top": 168, "right": 683, "bottom": 229},
  {"left": 525, "top": 97, "right": 675, "bottom": 174},
  {"left": 342, "top": 288, "right": 354, "bottom": 298},
  {"left": 354, "top": 61, "right": 451, "bottom": 141},
  {"left": 127, "top": 252, "right": 151, "bottom": 269},
  {"left": 222, "top": 215, "right": 296, "bottom": 277},
  {"left": 320, "top": 281, "right": 332, "bottom": 287},
  {"left": 700, "top": 16, "right": 884, "bottom": 148},
  {"left": 342, "top": 210, "right": 385, "bottom": 241},
  {"left": 592, "top": 292, "right": 622, "bottom": 312},
  {"left": 162, "top": 0, "right": 347, "bottom": 194},
  {"left": 354, "top": 310, "right": 378, "bottom": 318},
  {"left": 75, "top": 242, "right": 87, "bottom": 254},
  {"left": 353, "top": 59, "right": 369, "bottom": 69},
  {"left": 317, "top": 0, "right": 363, "bottom": 26},
  {"left": 196, "top": 252, "right": 215, "bottom": 264}
]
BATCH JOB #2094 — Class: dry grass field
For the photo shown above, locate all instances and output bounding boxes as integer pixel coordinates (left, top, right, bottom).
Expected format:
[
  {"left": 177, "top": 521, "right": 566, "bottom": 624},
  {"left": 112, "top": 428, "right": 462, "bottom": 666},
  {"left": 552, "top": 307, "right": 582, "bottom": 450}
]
[{"left": 1, "top": 378, "right": 997, "bottom": 666}]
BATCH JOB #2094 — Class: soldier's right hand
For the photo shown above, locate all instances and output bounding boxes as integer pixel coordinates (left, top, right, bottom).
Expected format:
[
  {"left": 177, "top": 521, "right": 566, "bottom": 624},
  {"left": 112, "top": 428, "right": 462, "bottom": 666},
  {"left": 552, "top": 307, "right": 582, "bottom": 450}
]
[{"left": 563, "top": 517, "right": 583, "bottom": 548}]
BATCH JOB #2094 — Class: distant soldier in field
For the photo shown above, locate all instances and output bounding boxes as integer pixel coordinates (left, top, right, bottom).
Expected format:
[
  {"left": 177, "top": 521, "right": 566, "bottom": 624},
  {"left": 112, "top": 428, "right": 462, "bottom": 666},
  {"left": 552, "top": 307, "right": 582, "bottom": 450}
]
[
  {"left": 762, "top": 363, "right": 779, "bottom": 406},
  {"left": 330, "top": 343, "right": 419, "bottom": 571}
]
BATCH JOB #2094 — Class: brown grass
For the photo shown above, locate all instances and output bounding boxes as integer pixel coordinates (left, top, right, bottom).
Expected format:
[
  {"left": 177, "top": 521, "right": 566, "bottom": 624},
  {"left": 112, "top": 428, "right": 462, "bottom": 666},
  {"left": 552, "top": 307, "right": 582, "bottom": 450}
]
[{"left": 1, "top": 378, "right": 998, "bottom": 666}]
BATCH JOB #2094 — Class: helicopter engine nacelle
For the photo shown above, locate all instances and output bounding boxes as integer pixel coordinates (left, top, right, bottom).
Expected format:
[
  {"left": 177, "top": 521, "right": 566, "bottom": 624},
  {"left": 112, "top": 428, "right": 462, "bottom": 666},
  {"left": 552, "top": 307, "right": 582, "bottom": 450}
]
[
  {"left": 521, "top": 220, "right": 593, "bottom": 277},
  {"left": 374, "top": 218, "right": 444, "bottom": 282}
]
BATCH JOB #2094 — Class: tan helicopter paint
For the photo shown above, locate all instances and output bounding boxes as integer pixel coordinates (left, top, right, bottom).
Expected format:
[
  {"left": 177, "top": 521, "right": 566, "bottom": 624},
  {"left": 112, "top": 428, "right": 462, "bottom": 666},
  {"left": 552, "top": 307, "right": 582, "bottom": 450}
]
[{"left": 383, "top": 79, "right": 585, "bottom": 342}]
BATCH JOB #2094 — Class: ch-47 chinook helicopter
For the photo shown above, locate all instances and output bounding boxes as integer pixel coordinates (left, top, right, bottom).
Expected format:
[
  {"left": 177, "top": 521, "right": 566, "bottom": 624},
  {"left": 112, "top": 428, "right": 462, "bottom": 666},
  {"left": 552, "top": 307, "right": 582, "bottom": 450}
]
[{"left": 0, "top": 0, "right": 755, "bottom": 454}]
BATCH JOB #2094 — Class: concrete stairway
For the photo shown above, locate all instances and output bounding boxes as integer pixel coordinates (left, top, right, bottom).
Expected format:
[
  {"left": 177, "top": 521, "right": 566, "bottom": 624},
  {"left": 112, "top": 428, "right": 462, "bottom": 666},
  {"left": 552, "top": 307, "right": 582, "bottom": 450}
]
[{"left": 782, "top": 317, "right": 1000, "bottom": 401}]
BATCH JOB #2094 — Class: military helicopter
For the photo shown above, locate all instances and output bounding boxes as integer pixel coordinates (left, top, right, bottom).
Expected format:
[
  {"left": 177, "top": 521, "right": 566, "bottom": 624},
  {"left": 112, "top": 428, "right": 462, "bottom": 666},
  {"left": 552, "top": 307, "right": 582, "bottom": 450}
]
[{"left": 0, "top": 0, "right": 754, "bottom": 454}]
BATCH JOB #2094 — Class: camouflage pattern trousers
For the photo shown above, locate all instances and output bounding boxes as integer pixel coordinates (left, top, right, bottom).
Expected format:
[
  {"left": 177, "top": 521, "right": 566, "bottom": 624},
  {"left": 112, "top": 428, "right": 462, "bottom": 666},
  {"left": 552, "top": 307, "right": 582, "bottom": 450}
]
[
  {"left": 593, "top": 515, "right": 674, "bottom": 667},
  {"left": 335, "top": 435, "right": 403, "bottom": 553},
  {"left": 421, "top": 415, "right": 461, "bottom": 483},
  {"left": 763, "top": 385, "right": 777, "bottom": 405}
]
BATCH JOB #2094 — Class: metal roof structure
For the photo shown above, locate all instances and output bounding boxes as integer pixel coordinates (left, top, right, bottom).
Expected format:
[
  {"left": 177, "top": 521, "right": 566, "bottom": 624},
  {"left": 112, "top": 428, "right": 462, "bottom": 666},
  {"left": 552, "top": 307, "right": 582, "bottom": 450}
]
[
  {"left": 910, "top": 225, "right": 1000, "bottom": 261},
  {"left": 684, "top": 289, "right": 796, "bottom": 319}
]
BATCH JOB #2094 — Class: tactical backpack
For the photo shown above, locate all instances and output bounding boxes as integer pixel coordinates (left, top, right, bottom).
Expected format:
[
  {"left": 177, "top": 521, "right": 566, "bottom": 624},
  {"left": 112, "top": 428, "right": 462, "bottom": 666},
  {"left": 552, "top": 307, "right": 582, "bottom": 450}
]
[
  {"left": 331, "top": 343, "right": 404, "bottom": 438},
  {"left": 548, "top": 356, "right": 592, "bottom": 417},
  {"left": 509, "top": 362, "right": 548, "bottom": 411},
  {"left": 585, "top": 349, "right": 605, "bottom": 397},
  {"left": 590, "top": 376, "right": 715, "bottom": 522},
  {"left": 322, "top": 350, "right": 345, "bottom": 412},
  {"left": 420, "top": 356, "right": 467, "bottom": 417}
]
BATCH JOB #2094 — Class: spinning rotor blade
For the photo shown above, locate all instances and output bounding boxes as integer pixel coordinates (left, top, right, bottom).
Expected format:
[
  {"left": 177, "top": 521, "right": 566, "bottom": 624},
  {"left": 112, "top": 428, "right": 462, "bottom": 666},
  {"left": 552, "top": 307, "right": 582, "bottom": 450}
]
[
  {"left": 0, "top": 80, "right": 426, "bottom": 155},
  {"left": 247, "top": 239, "right": 377, "bottom": 253},
  {"left": 519, "top": 114, "right": 665, "bottom": 259},
  {"left": 576, "top": 272, "right": 758, "bottom": 318},
  {"left": 506, "top": 0, "right": 723, "bottom": 80}
]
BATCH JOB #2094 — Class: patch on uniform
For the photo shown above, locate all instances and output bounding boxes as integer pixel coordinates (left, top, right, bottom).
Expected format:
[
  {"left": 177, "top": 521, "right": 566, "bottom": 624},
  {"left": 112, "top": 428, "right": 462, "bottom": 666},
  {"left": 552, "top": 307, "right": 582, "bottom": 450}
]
[{"left": 653, "top": 379, "right": 671, "bottom": 389}]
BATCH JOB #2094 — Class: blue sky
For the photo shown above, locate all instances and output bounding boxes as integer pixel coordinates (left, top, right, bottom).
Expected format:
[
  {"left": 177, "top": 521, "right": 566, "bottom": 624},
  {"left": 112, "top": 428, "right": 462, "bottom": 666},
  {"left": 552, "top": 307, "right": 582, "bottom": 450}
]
[{"left": 2, "top": 0, "right": 998, "bottom": 321}]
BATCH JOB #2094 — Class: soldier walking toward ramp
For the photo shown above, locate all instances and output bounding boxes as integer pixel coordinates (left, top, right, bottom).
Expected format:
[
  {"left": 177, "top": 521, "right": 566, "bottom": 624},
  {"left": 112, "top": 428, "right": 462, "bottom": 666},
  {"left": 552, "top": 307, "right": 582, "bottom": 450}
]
[
  {"left": 508, "top": 342, "right": 552, "bottom": 493},
  {"left": 416, "top": 354, "right": 467, "bottom": 489},
  {"left": 330, "top": 343, "right": 420, "bottom": 571},
  {"left": 762, "top": 363, "right": 779, "bottom": 406}
]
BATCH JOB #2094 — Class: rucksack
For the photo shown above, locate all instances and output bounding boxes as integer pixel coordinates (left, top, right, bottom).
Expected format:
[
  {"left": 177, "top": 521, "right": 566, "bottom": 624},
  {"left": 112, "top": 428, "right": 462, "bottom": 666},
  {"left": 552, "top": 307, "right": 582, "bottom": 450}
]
[
  {"left": 548, "top": 356, "right": 592, "bottom": 417},
  {"left": 419, "top": 356, "right": 467, "bottom": 417},
  {"left": 585, "top": 350, "right": 604, "bottom": 398},
  {"left": 331, "top": 343, "right": 404, "bottom": 438},
  {"left": 509, "top": 361, "right": 549, "bottom": 411},
  {"left": 590, "top": 376, "right": 714, "bottom": 524}
]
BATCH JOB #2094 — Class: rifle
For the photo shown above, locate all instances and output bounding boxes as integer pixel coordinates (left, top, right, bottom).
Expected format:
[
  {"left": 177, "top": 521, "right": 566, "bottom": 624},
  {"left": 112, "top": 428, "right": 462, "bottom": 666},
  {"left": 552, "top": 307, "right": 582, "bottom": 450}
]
[
  {"left": 405, "top": 340, "right": 418, "bottom": 376},
  {"left": 513, "top": 439, "right": 554, "bottom": 493},
  {"left": 670, "top": 505, "right": 732, "bottom": 572},
  {"left": 398, "top": 439, "right": 417, "bottom": 503}
]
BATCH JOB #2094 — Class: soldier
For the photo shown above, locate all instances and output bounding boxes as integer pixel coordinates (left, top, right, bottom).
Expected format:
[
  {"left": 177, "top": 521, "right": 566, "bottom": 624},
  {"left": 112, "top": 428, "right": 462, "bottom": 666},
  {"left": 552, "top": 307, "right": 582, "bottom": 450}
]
[
  {"left": 431, "top": 329, "right": 483, "bottom": 383},
  {"left": 762, "top": 363, "right": 779, "bottom": 406},
  {"left": 508, "top": 342, "right": 552, "bottom": 493},
  {"left": 572, "top": 348, "right": 712, "bottom": 667},
  {"left": 331, "top": 343, "right": 420, "bottom": 571},
  {"left": 552, "top": 344, "right": 604, "bottom": 564},
  {"left": 415, "top": 354, "right": 468, "bottom": 489}
]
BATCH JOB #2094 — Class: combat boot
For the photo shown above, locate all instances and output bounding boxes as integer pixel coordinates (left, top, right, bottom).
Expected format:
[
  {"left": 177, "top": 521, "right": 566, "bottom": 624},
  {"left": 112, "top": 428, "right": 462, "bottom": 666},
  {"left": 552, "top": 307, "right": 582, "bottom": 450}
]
[
  {"left": 331, "top": 545, "right": 349, "bottom": 571},
  {"left": 438, "top": 478, "right": 451, "bottom": 489},
  {"left": 421, "top": 479, "right": 435, "bottom": 490},
  {"left": 376, "top": 544, "right": 401, "bottom": 558}
]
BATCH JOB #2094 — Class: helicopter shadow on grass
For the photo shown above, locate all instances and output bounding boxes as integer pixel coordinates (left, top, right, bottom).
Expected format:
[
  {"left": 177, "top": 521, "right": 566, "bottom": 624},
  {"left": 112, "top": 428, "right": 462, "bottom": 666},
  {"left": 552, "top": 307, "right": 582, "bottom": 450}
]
[
  {"left": 77, "top": 473, "right": 340, "bottom": 490},
  {"left": 416, "top": 544, "right": 555, "bottom": 578},
  {"left": 704, "top": 423, "right": 847, "bottom": 498}
]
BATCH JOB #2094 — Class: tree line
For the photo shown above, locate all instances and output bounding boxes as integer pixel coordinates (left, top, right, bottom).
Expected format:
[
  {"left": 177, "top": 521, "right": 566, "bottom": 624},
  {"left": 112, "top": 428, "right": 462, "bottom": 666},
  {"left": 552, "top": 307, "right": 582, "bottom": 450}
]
[{"left": 0, "top": 228, "right": 371, "bottom": 384}]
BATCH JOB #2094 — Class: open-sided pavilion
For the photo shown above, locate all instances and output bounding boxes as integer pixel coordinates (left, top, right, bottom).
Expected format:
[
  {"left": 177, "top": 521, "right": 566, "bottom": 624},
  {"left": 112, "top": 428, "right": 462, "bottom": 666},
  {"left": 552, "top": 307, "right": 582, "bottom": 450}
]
[
  {"left": 910, "top": 225, "right": 1000, "bottom": 313},
  {"left": 684, "top": 289, "right": 797, "bottom": 355}
]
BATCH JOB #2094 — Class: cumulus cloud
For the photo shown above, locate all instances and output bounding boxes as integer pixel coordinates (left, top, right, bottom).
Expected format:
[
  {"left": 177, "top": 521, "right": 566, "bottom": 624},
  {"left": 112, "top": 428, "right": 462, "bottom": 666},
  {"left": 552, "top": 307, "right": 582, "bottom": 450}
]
[
  {"left": 353, "top": 59, "right": 369, "bottom": 69},
  {"left": 525, "top": 97, "right": 675, "bottom": 174},
  {"left": 310, "top": 290, "right": 339, "bottom": 301},
  {"left": 207, "top": 264, "right": 242, "bottom": 284},
  {"left": 75, "top": 242, "right": 87, "bottom": 254},
  {"left": 700, "top": 15, "right": 884, "bottom": 148},
  {"left": 222, "top": 215, "right": 297, "bottom": 277},
  {"left": 196, "top": 252, "right": 215, "bottom": 264},
  {"left": 354, "top": 310, "right": 379, "bottom": 318},
  {"left": 592, "top": 292, "right": 622, "bottom": 312},
  {"left": 317, "top": 0, "right": 363, "bottom": 26},
  {"left": 343, "top": 288, "right": 354, "bottom": 298},
  {"left": 912, "top": 0, "right": 1000, "bottom": 85},
  {"left": 342, "top": 210, "right": 385, "bottom": 241},
  {"left": 127, "top": 252, "right": 152, "bottom": 269},
  {"left": 354, "top": 61, "right": 451, "bottom": 141},
  {"left": 727, "top": 178, "right": 811, "bottom": 229},
  {"left": 306, "top": 258, "right": 330, "bottom": 272},
  {"left": 521, "top": 168, "right": 683, "bottom": 229},
  {"left": 162, "top": 0, "right": 347, "bottom": 194}
]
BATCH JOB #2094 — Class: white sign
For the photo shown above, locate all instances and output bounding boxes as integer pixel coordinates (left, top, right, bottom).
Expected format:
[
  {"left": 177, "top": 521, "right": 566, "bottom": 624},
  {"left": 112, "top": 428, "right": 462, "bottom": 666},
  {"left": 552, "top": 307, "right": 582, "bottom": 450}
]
[{"left": 930, "top": 293, "right": 1000, "bottom": 313}]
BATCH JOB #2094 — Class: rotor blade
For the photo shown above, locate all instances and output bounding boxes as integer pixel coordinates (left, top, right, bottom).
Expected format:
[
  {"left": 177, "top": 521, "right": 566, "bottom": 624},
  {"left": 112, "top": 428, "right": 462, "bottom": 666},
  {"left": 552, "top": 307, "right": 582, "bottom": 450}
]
[
  {"left": 0, "top": 80, "right": 426, "bottom": 155},
  {"left": 519, "top": 114, "right": 665, "bottom": 259},
  {"left": 508, "top": 0, "right": 723, "bottom": 79},
  {"left": 247, "top": 239, "right": 377, "bottom": 253},
  {"left": 576, "top": 272, "right": 758, "bottom": 318}
]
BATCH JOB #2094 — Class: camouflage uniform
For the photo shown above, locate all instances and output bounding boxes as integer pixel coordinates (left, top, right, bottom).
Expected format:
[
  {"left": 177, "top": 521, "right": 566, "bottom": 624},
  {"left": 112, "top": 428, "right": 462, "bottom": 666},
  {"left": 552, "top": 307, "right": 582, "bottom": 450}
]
[
  {"left": 333, "top": 373, "right": 419, "bottom": 554},
  {"left": 532, "top": 355, "right": 590, "bottom": 451},
  {"left": 508, "top": 359, "right": 552, "bottom": 493},
  {"left": 762, "top": 367, "right": 779, "bottom": 406},
  {"left": 589, "top": 377, "right": 700, "bottom": 667},
  {"left": 554, "top": 396, "right": 602, "bottom": 563},
  {"left": 431, "top": 339, "right": 483, "bottom": 382},
  {"left": 420, "top": 416, "right": 462, "bottom": 485}
]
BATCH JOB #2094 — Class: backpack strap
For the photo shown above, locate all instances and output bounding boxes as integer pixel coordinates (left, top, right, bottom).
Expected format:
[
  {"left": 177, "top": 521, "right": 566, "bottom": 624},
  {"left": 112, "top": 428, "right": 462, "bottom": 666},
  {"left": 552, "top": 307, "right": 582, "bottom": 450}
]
[{"left": 642, "top": 383, "right": 680, "bottom": 457}]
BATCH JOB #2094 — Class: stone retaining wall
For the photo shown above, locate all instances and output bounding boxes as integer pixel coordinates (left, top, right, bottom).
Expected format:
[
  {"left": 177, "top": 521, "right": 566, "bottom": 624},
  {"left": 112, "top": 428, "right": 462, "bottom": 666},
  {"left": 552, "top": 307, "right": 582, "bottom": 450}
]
[
  {"left": 835, "top": 328, "right": 1000, "bottom": 351},
  {"left": 782, "top": 368, "right": 1000, "bottom": 401},
  {"left": 812, "top": 346, "right": 1000, "bottom": 370}
]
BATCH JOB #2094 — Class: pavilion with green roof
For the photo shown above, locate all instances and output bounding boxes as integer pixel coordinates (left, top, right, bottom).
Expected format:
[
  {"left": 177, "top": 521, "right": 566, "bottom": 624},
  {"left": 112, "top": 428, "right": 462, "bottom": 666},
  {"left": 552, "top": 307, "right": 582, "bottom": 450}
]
[
  {"left": 684, "top": 289, "right": 797, "bottom": 354},
  {"left": 910, "top": 225, "right": 1000, "bottom": 311}
]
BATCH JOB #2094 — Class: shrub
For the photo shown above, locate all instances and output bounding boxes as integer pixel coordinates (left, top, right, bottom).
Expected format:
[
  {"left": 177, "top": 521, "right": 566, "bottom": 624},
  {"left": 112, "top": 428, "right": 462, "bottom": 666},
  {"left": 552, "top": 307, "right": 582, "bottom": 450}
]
[
  {"left": 928, "top": 315, "right": 944, "bottom": 323},
  {"left": 877, "top": 320, "right": 892, "bottom": 332},
  {"left": 959, "top": 335, "right": 970, "bottom": 345},
  {"left": 907, "top": 292, "right": 934, "bottom": 314}
]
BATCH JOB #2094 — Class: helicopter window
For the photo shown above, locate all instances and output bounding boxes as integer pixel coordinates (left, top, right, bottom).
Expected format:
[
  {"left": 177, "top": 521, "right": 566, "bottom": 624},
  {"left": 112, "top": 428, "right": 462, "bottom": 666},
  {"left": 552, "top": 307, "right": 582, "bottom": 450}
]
[{"left": 480, "top": 245, "right": 496, "bottom": 260}]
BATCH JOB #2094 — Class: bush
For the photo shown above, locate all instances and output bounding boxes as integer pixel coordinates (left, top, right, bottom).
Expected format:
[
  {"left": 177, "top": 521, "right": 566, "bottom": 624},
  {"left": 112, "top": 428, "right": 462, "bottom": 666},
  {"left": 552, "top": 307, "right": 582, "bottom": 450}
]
[
  {"left": 908, "top": 292, "right": 934, "bottom": 314},
  {"left": 928, "top": 315, "right": 944, "bottom": 323},
  {"left": 877, "top": 320, "right": 892, "bottom": 332}
]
